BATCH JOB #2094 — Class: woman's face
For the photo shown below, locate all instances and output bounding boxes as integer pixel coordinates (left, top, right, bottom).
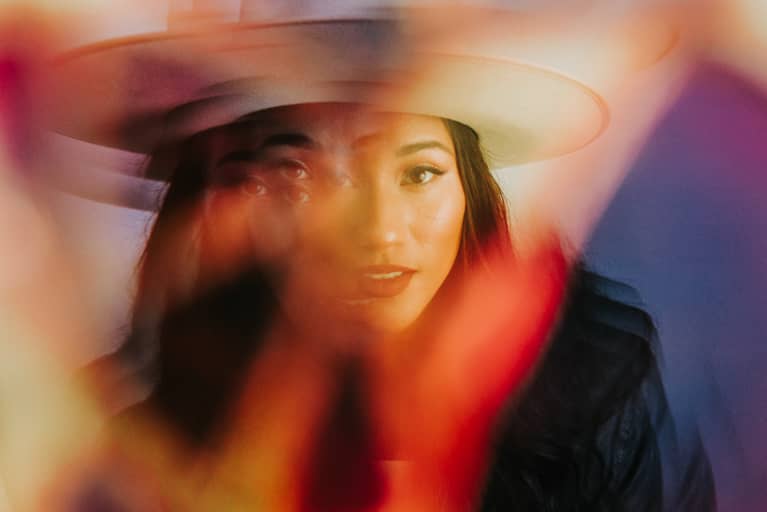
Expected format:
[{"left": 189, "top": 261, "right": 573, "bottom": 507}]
[{"left": 202, "top": 103, "right": 466, "bottom": 337}]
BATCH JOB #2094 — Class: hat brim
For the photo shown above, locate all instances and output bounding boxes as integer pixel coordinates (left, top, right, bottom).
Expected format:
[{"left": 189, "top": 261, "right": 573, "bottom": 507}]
[{"left": 49, "top": 18, "right": 608, "bottom": 170}]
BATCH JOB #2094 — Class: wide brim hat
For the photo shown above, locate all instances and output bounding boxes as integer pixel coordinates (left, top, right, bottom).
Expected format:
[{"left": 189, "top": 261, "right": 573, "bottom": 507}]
[{"left": 45, "top": 4, "right": 675, "bottom": 210}]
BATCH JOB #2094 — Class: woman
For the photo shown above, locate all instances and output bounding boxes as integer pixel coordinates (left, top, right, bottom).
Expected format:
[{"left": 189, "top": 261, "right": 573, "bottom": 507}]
[
  {"left": 51, "top": 10, "right": 713, "bottom": 512},
  {"left": 97, "top": 103, "right": 662, "bottom": 511}
]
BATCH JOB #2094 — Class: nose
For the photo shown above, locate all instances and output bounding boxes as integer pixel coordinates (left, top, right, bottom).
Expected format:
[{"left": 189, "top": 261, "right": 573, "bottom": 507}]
[{"left": 348, "top": 181, "right": 407, "bottom": 251}]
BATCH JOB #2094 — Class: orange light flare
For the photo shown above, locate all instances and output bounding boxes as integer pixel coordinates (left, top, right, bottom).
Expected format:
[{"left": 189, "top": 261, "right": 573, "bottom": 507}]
[
  {"left": 359, "top": 235, "right": 569, "bottom": 510},
  {"left": 208, "top": 325, "right": 343, "bottom": 512},
  {"left": 3, "top": 2, "right": 745, "bottom": 510},
  {"left": 0, "top": 6, "right": 155, "bottom": 510},
  {"left": 169, "top": 236, "right": 568, "bottom": 512},
  {"left": 143, "top": 214, "right": 569, "bottom": 511}
]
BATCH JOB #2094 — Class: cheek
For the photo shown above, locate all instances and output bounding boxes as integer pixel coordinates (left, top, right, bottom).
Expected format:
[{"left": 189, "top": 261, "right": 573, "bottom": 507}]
[
  {"left": 411, "top": 184, "right": 466, "bottom": 267},
  {"left": 383, "top": 185, "right": 465, "bottom": 331}
]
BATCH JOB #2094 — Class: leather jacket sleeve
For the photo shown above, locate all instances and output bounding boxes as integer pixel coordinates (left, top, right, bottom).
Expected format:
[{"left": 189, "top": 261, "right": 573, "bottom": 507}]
[{"left": 479, "top": 269, "right": 717, "bottom": 511}]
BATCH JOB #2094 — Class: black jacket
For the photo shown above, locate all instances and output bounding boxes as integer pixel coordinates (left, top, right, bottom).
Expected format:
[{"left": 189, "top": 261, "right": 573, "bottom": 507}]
[{"left": 479, "top": 269, "right": 716, "bottom": 511}]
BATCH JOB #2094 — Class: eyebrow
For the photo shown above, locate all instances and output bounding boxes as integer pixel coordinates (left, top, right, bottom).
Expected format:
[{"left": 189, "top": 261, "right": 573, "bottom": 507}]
[
  {"left": 352, "top": 132, "right": 453, "bottom": 156},
  {"left": 395, "top": 141, "right": 454, "bottom": 157},
  {"left": 216, "top": 132, "right": 317, "bottom": 166},
  {"left": 260, "top": 132, "right": 317, "bottom": 150},
  {"left": 218, "top": 131, "right": 452, "bottom": 166}
]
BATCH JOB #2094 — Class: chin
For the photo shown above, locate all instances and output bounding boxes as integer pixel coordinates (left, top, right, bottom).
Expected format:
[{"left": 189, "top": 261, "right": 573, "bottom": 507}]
[{"left": 346, "top": 302, "right": 425, "bottom": 339}]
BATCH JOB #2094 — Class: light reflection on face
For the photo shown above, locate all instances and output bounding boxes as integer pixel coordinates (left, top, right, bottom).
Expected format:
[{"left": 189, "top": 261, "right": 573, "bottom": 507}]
[{"left": 202, "top": 103, "right": 466, "bottom": 337}]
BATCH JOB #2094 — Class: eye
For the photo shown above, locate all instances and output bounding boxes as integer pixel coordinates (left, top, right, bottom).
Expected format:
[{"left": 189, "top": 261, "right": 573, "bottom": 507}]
[
  {"left": 210, "top": 163, "right": 271, "bottom": 197},
  {"left": 241, "top": 176, "right": 269, "bottom": 197},
  {"left": 401, "top": 165, "right": 445, "bottom": 186},
  {"left": 276, "top": 159, "right": 311, "bottom": 181}
]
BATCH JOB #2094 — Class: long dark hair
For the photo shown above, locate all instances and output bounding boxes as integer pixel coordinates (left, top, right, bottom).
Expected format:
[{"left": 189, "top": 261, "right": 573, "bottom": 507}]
[{"left": 120, "top": 113, "right": 664, "bottom": 510}]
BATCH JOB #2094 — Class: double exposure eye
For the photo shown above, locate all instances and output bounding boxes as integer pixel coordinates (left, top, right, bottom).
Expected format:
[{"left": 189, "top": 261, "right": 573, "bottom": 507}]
[
  {"left": 277, "top": 160, "right": 311, "bottom": 180},
  {"left": 241, "top": 176, "right": 269, "bottom": 197}
]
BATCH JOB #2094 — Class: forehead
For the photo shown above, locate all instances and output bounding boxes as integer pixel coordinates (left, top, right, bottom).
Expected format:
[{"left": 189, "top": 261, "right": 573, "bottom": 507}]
[{"left": 203, "top": 103, "right": 453, "bottom": 148}]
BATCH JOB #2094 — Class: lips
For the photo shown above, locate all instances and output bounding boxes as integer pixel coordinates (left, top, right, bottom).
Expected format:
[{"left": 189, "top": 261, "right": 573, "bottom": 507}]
[{"left": 354, "top": 265, "right": 416, "bottom": 299}]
